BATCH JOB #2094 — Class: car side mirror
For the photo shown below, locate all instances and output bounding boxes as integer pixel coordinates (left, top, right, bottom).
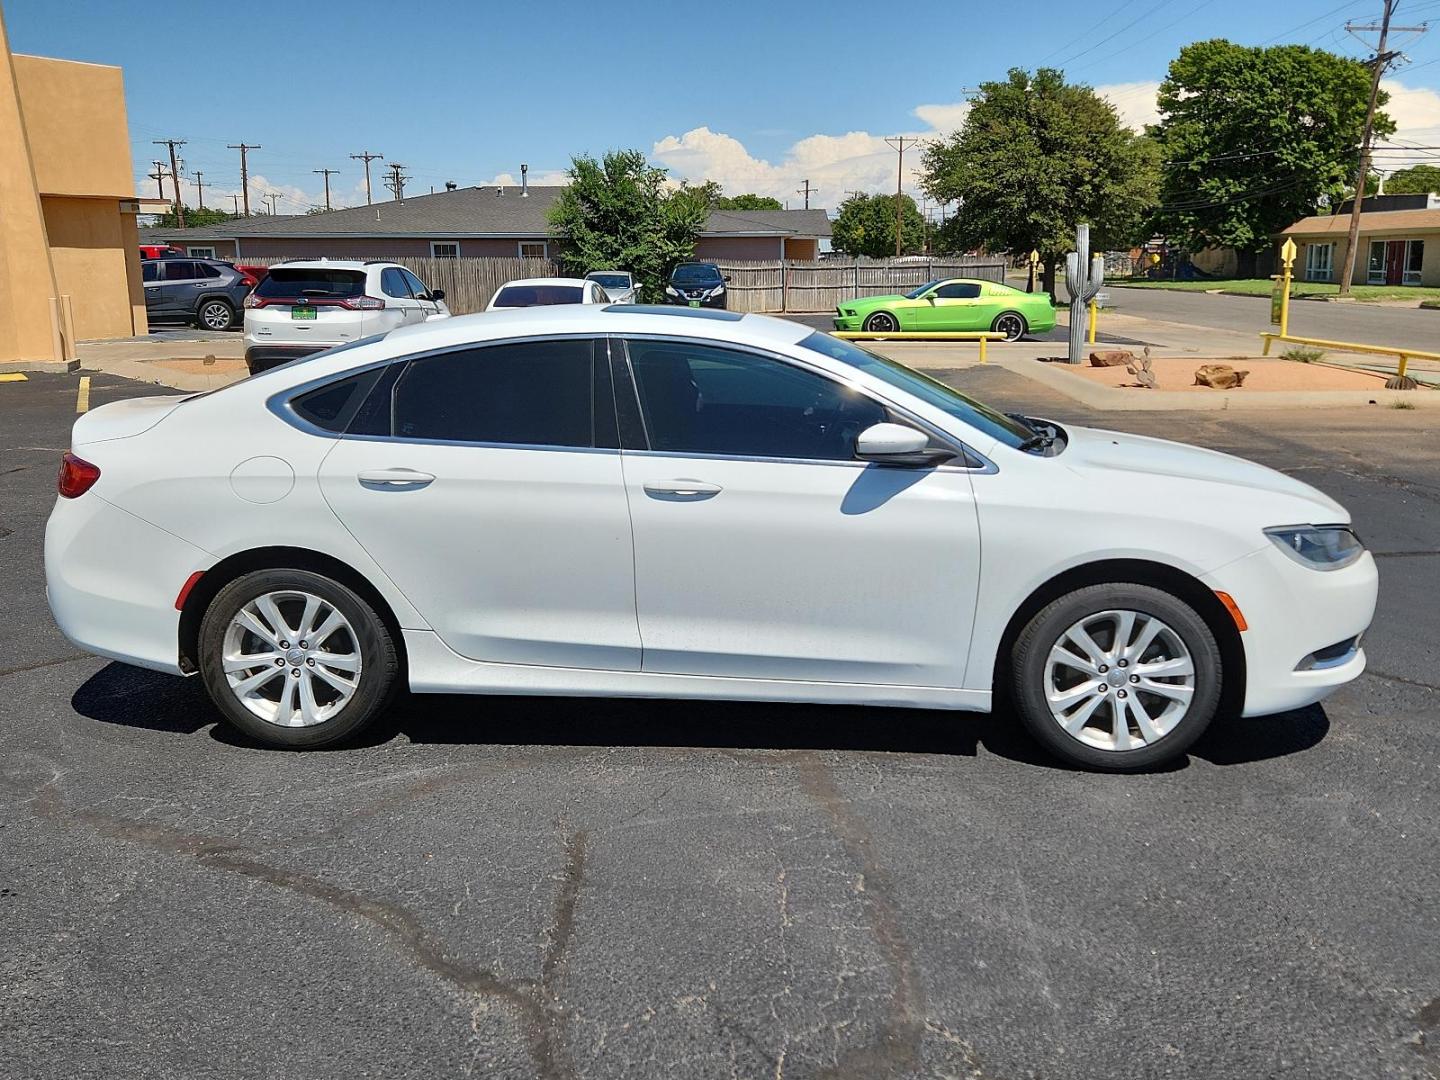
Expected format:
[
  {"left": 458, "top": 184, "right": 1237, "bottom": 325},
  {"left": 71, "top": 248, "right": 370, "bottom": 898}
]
[
  {"left": 854, "top": 423, "right": 957, "bottom": 467},
  {"left": 723, "top": 275, "right": 732, "bottom": 283},
  {"left": 430, "top": 289, "right": 445, "bottom": 301}
]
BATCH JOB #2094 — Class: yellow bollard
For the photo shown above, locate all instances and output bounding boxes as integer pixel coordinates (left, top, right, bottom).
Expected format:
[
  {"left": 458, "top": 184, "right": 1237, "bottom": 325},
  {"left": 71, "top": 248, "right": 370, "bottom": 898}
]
[
  {"left": 978, "top": 336, "right": 988, "bottom": 364},
  {"left": 1087, "top": 300, "right": 1098, "bottom": 345},
  {"left": 1398, "top": 354, "right": 1409, "bottom": 380}
]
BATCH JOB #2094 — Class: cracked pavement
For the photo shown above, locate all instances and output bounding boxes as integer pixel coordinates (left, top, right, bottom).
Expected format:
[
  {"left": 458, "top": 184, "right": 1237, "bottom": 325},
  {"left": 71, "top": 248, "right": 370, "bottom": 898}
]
[{"left": 2, "top": 367, "right": 1438, "bottom": 1079}]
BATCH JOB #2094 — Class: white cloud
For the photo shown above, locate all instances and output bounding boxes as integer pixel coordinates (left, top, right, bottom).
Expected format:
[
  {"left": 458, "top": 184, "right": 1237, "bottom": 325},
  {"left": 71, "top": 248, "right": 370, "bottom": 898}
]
[
  {"left": 481, "top": 169, "right": 572, "bottom": 188},
  {"left": 912, "top": 101, "right": 971, "bottom": 134},
  {"left": 1095, "top": 81, "right": 1162, "bottom": 132},
  {"left": 1373, "top": 80, "right": 1440, "bottom": 170}
]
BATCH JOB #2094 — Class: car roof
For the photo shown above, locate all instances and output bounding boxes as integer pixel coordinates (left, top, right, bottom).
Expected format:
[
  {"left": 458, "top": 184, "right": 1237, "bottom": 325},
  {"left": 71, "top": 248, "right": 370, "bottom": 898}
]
[
  {"left": 497, "top": 277, "right": 594, "bottom": 288},
  {"left": 585, "top": 270, "right": 631, "bottom": 277},
  {"left": 269, "top": 259, "right": 381, "bottom": 270}
]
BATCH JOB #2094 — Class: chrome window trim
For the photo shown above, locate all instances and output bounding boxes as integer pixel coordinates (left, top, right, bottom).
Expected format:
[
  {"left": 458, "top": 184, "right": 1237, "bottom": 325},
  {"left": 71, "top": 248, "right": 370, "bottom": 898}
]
[
  {"left": 615, "top": 332, "right": 998, "bottom": 474},
  {"left": 265, "top": 329, "right": 998, "bottom": 474}
]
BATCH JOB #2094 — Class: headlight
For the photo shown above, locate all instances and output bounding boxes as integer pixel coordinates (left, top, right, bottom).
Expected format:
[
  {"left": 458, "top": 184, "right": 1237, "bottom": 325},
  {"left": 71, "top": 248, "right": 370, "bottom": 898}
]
[
  {"left": 664, "top": 286, "right": 678, "bottom": 296},
  {"left": 710, "top": 284, "right": 725, "bottom": 296},
  {"left": 1265, "top": 525, "right": 1365, "bottom": 571}
]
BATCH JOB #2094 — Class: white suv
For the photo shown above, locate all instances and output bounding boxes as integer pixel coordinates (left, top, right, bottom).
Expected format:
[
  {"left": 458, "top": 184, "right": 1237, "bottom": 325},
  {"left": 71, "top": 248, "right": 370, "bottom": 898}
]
[{"left": 243, "top": 260, "right": 450, "bottom": 374}]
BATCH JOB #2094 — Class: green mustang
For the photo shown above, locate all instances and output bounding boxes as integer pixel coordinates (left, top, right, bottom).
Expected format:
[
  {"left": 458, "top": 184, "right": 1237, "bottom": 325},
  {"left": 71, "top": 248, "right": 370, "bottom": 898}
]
[{"left": 833, "top": 278, "right": 1056, "bottom": 340}]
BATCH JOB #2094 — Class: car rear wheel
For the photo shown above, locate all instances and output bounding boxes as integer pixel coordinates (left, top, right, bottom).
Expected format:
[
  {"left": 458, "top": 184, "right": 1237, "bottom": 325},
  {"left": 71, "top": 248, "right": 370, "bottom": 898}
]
[
  {"left": 992, "top": 311, "right": 1027, "bottom": 341},
  {"left": 1009, "top": 583, "right": 1222, "bottom": 771},
  {"left": 198, "top": 299, "right": 235, "bottom": 331},
  {"left": 863, "top": 311, "right": 899, "bottom": 335},
  {"left": 198, "top": 568, "right": 400, "bottom": 749}
]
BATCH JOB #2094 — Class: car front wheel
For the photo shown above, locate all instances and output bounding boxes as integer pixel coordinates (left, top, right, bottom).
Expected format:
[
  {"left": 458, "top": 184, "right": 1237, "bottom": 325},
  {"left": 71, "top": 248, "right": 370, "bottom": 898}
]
[
  {"left": 198, "top": 568, "right": 399, "bottom": 748},
  {"left": 863, "top": 311, "right": 899, "bottom": 335},
  {"left": 1009, "top": 583, "right": 1222, "bottom": 770},
  {"left": 198, "top": 299, "right": 236, "bottom": 331}
]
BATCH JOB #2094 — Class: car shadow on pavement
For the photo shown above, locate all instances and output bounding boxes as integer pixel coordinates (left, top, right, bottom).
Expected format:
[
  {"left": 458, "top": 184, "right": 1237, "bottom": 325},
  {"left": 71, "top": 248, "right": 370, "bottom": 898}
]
[{"left": 70, "top": 661, "right": 1330, "bottom": 772}]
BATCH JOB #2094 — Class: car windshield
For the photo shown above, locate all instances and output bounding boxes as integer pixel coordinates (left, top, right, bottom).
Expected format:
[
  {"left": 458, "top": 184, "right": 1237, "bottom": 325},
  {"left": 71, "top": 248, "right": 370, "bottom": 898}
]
[
  {"left": 797, "top": 332, "right": 1035, "bottom": 449},
  {"left": 671, "top": 264, "right": 722, "bottom": 286},
  {"left": 493, "top": 285, "right": 585, "bottom": 307},
  {"left": 588, "top": 273, "right": 631, "bottom": 289},
  {"left": 255, "top": 268, "right": 366, "bottom": 299},
  {"left": 904, "top": 280, "right": 942, "bottom": 299}
]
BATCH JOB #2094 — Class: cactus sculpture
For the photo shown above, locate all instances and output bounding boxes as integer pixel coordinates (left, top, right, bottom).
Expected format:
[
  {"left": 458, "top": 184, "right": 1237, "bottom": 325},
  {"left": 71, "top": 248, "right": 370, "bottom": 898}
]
[{"left": 1064, "top": 223, "right": 1105, "bottom": 364}]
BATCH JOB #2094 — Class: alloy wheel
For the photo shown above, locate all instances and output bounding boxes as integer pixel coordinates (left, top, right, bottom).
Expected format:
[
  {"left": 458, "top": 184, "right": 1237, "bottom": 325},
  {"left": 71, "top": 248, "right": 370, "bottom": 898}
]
[
  {"left": 1043, "top": 609, "right": 1196, "bottom": 752},
  {"left": 995, "top": 314, "right": 1025, "bottom": 341},
  {"left": 866, "top": 312, "right": 898, "bottom": 334},
  {"left": 201, "top": 302, "right": 232, "bottom": 330},
  {"left": 220, "top": 589, "right": 362, "bottom": 728}
]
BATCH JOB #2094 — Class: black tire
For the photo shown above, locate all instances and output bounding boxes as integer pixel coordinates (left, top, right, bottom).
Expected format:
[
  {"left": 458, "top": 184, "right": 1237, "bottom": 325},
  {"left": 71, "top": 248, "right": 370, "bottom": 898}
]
[
  {"left": 863, "top": 311, "right": 899, "bottom": 334},
  {"left": 991, "top": 311, "right": 1027, "bottom": 342},
  {"left": 198, "top": 568, "right": 400, "bottom": 749},
  {"left": 1009, "top": 583, "right": 1222, "bottom": 771},
  {"left": 197, "top": 298, "right": 235, "bottom": 331}
]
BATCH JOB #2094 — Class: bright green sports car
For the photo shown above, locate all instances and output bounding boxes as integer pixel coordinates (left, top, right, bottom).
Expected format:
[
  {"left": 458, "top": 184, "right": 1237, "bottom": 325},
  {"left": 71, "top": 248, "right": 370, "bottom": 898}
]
[{"left": 833, "top": 278, "right": 1056, "bottom": 340}]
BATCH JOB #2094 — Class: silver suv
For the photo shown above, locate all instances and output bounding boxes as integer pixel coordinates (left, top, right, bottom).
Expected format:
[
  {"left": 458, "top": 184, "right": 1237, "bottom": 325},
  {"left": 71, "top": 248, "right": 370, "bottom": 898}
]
[{"left": 243, "top": 260, "right": 450, "bottom": 373}]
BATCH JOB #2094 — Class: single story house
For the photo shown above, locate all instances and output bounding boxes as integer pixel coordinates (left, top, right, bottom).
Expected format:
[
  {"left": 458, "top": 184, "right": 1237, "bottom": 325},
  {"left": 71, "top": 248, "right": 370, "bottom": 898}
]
[
  {"left": 140, "top": 185, "right": 831, "bottom": 264},
  {"left": 1279, "top": 194, "right": 1440, "bottom": 288}
]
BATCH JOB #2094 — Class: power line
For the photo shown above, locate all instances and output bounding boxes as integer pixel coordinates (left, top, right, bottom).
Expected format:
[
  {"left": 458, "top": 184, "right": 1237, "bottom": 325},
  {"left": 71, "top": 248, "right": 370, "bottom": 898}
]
[
  {"left": 384, "top": 162, "right": 409, "bottom": 201},
  {"left": 147, "top": 160, "right": 171, "bottom": 202},
  {"left": 227, "top": 143, "right": 261, "bottom": 217},
  {"left": 313, "top": 168, "right": 340, "bottom": 211},
  {"left": 191, "top": 169, "right": 205, "bottom": 211},
  {"left": 796, "top": 179, "right": 816, "bottom": 209},
  {"left": 1047, "top": 0, "right": 1172, "bottom": 69},
  {"left": 262, "top": 192, "right": 280, "bottom": 216},
  {"left": 152, "top": 138, "right": 186, "bottom": 226},
  {"left": 350, "top": 150, "right": 384, "bottom": 205},
  {"left": 883, "top": 137, "right": 922, "bottom": 256}
]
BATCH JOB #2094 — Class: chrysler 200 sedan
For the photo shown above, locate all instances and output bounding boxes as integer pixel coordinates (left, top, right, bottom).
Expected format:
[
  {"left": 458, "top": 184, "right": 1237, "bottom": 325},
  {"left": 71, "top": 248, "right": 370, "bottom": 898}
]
[{"left": 45, "top": 306, "right": 1377, "bottom": 769}]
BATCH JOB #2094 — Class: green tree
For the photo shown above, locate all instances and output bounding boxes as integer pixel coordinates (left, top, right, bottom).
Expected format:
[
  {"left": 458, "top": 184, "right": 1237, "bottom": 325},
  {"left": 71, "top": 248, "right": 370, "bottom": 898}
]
[
  {"left": 716, "top": 193, "right": 783, "bottom": 211},
  {"left": 1152, "top": 40, "right": 1389, "bottom": 276},
  {"left": 921, "top": 68, "right": 1159, "bottom": 295},
  {"left": 1383, "top": 164, "right": 1440, "bottom": 195},
  {"left": 548, "top": 150, "right": 708, "bottom": 302},
  {"left": 148, "top": 204, "right": 235, "bottom": 229},
  {"left": 830, "top": 192, "right": 925, "bottom": 257}
]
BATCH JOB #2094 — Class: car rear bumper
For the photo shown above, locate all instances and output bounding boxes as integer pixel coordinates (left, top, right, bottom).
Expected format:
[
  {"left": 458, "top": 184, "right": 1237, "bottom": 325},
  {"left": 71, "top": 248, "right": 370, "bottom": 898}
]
[
  {"left": 1203, "top": 544, "right": 1379, "bottom": 716},
  {"left": 245, "top": 345, "right": 323, "bottom": 374}
]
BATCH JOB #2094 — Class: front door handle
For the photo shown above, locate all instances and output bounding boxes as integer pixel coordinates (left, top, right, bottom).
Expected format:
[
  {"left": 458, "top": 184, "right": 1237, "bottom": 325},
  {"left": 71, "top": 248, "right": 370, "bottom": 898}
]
[
  {"left": 643, "top": 478, "right": 722, "bottom": 500},
  {"left": 358, "top": 468, "right": 435, "bottom": 488}
]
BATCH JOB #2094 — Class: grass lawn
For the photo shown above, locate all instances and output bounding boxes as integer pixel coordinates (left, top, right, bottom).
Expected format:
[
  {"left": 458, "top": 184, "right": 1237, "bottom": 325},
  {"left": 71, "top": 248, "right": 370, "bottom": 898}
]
[{"left": 1112, "top": 278, "right": 1440, "bottom": 303}]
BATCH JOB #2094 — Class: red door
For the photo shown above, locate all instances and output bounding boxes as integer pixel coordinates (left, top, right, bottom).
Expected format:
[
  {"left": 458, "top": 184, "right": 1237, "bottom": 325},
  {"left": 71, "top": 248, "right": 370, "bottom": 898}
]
[{"left": 1385, "top": 241, "right": 1406, "bottom": 286}]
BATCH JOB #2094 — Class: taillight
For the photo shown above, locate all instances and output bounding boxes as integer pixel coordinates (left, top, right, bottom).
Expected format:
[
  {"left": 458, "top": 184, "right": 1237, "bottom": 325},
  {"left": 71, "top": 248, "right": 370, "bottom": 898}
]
[
  {"left": 243, "top": 293, "right": 262, "bottom": 308},
  {"left": 337, "top": 296, "right": 385, "bottom": 310},
  {"left": 238, "top": 273, "right": 259, "bottom": 288},
  {"left": 58, "top": 452, "right": 100, "bottom": 498}
]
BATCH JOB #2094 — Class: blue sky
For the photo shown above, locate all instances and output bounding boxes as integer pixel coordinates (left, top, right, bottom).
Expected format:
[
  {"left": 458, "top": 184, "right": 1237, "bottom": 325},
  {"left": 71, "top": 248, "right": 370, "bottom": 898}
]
[{"left": 7, "top": 0, "right": 1440, "bottom": 215}]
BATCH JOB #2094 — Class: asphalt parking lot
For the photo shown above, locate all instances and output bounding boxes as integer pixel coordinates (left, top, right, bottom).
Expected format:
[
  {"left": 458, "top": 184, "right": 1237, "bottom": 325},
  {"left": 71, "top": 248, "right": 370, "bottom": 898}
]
[{"left": 3, "top": 367, "right": 1438, "bottom": 1080}]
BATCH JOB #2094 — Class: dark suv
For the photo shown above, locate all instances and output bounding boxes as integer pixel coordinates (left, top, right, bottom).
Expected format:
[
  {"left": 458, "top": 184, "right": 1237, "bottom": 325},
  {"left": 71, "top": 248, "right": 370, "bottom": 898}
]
[
  {"left": 665, "top": 262, "right": 730, "bottom": 309},
  {"left": 140, "top": 258, "right": 253, "bottom": 331}
]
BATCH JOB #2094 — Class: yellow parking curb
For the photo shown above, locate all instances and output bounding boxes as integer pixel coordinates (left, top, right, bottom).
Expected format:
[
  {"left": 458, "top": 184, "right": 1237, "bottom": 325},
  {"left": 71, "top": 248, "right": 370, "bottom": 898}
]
[
  {"left": 76, "top": 376, "right": 90, "bottom": 413},
  {"left": 0, "top": 372, "right": 27, "bottom": 382}
]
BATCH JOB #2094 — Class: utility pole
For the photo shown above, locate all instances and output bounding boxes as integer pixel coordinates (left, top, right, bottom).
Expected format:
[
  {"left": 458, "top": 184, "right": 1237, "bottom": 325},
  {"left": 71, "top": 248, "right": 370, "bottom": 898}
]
[
  {"left": 227, "top": 143, "right": 260, "bottom": 216},
  {"left": 383, "top": 162, "right": 409, "bottom": 201},
  {"left": 1338, "top": 0, "right": 1425, "bottom": 295},
  {"left": 192, "top": 170, "right": 205, "bottom": 210},
  {"left": 229, "top": 194, "right": 240, "bottom": 215},
  {"left": 884, "top": 137, "right": 921, "bottom": 257},
  {"left": 153, "top": 139, "right": 186, "bottom": 226},
  {"left": 263, "top": 192, "right": 280, "bottom": 216},
  {"left": 350, "top": 150, "right": 384, "bottom": 205},
  {"left": 313, "top": 168, "right": 339, "bottom": 211},
  {"left": 796, "top": 179, "right": 815, "bottom": 209},
  {"left": 148, "top": 161, "right": 171, "bottom": 201}
]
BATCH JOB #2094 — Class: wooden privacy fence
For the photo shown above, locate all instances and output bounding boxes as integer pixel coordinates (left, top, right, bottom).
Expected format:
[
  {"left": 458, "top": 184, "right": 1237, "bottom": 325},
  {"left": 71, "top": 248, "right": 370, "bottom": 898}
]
[
  {"left": 714, "top": 257, "right": 1009, "bottom": 313},
  {"left": 236, "top": 255, "right": 561, "bottom": 315},
  {"left": 235, "top": 253, "right": 1008, "bottom": 315}
]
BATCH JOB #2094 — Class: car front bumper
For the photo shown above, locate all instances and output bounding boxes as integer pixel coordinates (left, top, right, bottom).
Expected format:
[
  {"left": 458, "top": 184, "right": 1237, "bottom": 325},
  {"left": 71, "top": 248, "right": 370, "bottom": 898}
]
[
  {"left": 665, "top": 293, "right": 727, "bottom": 309},
  {"left": 1203, "top": 543, "right": 1379, "bottom": 716},
  {"left": 833, "top": 313, "right": 865, "bottom": 331}
]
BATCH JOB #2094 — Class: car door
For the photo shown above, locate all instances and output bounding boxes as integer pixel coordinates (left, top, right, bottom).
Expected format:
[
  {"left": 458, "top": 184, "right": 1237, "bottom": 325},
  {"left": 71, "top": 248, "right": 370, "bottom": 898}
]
[
  {"left": 156, "top": 260, "right": 201, "bottom": 318},
  {"left": 919, "top": 281, "right": 985, "bottom": 330},
  {"left": 379, "top": 268, "right": 423, "bottom": 326},
  {"left": 317, "top": 337, "right": 640, "bottom": 670},
  {"left": 403, "top": 269, "right": 441, "bottom": 320},
  {"left": 141, "top": 260, "right": 164, "bottom": 317},
  {"left": 615, "top": 336, "right": 982, "bottom": 687}
]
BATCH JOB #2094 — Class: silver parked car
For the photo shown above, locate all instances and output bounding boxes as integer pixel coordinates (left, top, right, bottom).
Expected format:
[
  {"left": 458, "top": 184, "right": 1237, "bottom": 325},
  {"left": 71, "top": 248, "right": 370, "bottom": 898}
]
[{"left": 585, "top": 270, "right": 638, "bottom": 304}]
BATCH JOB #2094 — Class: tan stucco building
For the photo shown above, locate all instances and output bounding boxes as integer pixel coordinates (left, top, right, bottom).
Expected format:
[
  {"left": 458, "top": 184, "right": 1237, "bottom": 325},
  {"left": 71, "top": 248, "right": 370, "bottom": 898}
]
[
  {"left": 1280, "top": 198, "right": 1440, "bottom": 289},
  {"left": 0, "top": 8, "right": 156, "bottom": 366}
]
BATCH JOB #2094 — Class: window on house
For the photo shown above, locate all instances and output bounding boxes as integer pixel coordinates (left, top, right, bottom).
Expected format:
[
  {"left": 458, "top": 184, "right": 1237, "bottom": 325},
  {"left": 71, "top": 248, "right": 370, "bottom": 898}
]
[
  {"left": 1304, "top": 242, "right": 1334, "bottom": 282},
  {"left": 1405, "top": 239, "right": 1424, "bottom": 285},
  {"left": 1368, "top": 241, "right": 1387, "bottom": 285},
  {"left": 518, "top": 241, "right": 548, "bottom": 259},
  {"left": 430, "top": 241, "right": 459, "bottom": 258},
  {"left": 187, "top": 246, "right": 217, "bottom": 259}
]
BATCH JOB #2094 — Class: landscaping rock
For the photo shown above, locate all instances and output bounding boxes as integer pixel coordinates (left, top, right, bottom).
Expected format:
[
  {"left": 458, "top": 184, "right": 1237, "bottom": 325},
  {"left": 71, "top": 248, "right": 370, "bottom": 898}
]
[
  {"left": 1089, "top": 350, "right": 1135, "bottom": 368},
  {"left": 1194, "top": 363, "right": 1250, "bottom": 389}
]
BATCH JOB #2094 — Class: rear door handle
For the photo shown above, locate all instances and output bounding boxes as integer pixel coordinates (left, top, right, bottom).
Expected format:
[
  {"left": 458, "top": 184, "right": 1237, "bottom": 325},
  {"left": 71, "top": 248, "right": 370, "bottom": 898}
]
[
  {"left": 643, "top": 478, "right": 722, "bottom": 500},
  {"left": 358, "top": 468, "right": 435, "bottom": 488}
]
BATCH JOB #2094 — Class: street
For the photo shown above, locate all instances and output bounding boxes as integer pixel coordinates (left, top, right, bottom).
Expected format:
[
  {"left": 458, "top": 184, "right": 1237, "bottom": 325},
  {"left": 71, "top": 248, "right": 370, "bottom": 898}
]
[{"left": 3, "top": 368, "right": 1439, "bottom": 1080}]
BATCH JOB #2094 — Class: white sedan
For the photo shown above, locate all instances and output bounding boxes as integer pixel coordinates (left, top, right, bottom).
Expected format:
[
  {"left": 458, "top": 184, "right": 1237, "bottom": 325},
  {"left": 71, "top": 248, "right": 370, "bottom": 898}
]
[
  {"left": 485, "top": 277, "right": 608, "bottom": 310},
  {"left": 45, "top": 307, "right": 1378, "bottom": 769}
]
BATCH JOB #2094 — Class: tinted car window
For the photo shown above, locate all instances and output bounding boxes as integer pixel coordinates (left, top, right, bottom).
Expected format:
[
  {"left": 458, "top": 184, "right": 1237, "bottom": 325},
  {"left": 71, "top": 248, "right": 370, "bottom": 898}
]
[
  {"left": 163, "top": 261, "right": 198, "bottom": 280},
  {"left": 142, "top": 262, "right": 159, "bottom": 282},
  {"left": 670, "top": 264, "right": 723, "bottom": 286},
  {"left": 256, "top": 268, "right": 366, "bottom": 299},
  {"left": 290, "top": 369, "right": 384, "bottom": 433},
  {"left": 402, "top": 270, "right": 430, "bottom": 299},
  {"left": 492, "top": 285, "right": 584, "bottom": 307},
  {"left": 392, "top": 340, "right": 594, "bottom": 446},
  {"left": 588, "top": 273, "right": 631, "bottom": 290},
  {"left": 381, "top": 268, "right": 410, "bottom": 298},
  {"left": 796, "top": 331, "right": 1032, "bottom": 448},
  {"left": 626, "top": 340, "right": 885, "bottom": 461},
  {"left": 935, "top": 282, "right": 981, "bottom": 299}
]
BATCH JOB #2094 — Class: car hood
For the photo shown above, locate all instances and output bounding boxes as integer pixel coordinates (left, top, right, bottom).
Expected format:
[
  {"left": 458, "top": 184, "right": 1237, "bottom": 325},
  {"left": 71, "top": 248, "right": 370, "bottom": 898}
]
[
  {"left": 71, "top": 393, "right": 186, "bottom": 446},
  {"left": 846, "top": 294, "right": 907, "bottom": 309},
  {"left": 1061, "top": 424, "right": 1348, "bottom": 522}
]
